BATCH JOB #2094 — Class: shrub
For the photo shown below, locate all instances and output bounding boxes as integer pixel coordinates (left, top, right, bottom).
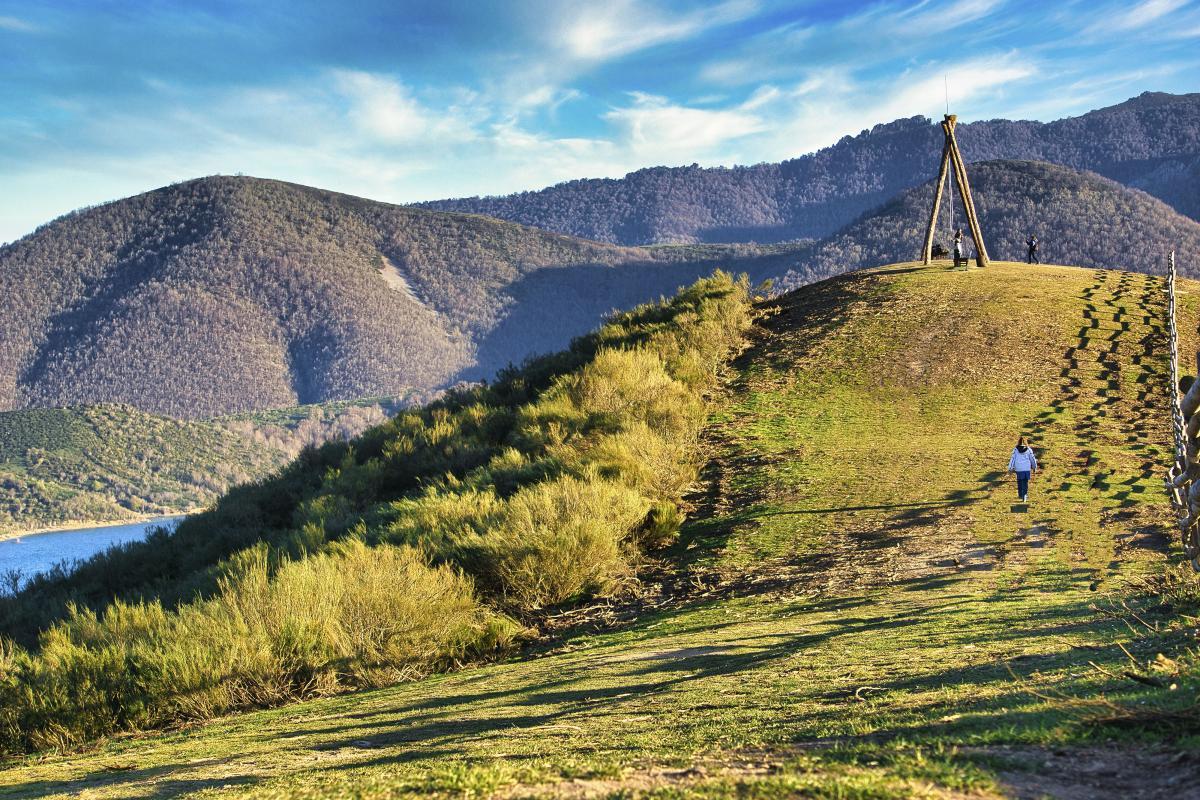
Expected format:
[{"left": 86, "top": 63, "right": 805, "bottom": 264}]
[
  {"left": 480, "top": 473, "right": 649, "bottom": 609},
  {"left": 0, "top": 542, "right": 510, "bottom": 754},
  {"left": 586, "top": 423, "right": 699, "bottom": 502}
]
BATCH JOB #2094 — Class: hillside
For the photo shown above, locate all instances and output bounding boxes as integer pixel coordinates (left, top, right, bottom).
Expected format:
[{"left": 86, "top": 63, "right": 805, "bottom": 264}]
[
  {"left": 422, "top": 91, "right": 1200, "bottom": 244},
  {"left": 4, "top": 156, "right": 1193, "bottom": 421},
  {"left": 2, "top": 262, "right": 1199, "bottom": 797},
  {"left": 775, "top": 159, "right": 1200, "bottom": 290},
  {"left": 0, "top": 176, "right": 800, "bottom": 417},
  {"left": 0, "top": 399, "right": 401, "bottom": 536}
]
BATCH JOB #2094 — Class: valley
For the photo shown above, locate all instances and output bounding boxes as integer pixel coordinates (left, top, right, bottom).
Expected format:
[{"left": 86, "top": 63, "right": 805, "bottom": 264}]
[{"left": 5, "top": 3, "right": 1200, "bottom": 795}]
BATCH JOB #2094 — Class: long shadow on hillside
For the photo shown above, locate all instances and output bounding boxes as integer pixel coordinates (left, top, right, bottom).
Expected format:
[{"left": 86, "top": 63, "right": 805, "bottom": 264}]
[
  {"left": 1020, "top": 269, "right": 1166, "bottom": 510},
  {"left": 0, "top": 567, "right": 1116, "bottom": 798},
  {"left": 456, "top": 250, "right": 799, "bottom": 383},
  {"left": 288, "top": 588, "right": 1107, "bottom": 761},
  {"left": 680, "top": 265, "right": 1173, "bottom": 593}
]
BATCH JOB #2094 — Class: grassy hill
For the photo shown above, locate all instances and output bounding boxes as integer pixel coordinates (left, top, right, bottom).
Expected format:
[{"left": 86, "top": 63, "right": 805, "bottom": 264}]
[
  {"left": 0, "top": 177, "right": 799, "bottom": 417},
  {"left": 776, "top": 160, "right": 1200, "bottom": 291},
  {"left": 423, "top": 91, "right": 1200, "bottom": 245},
  {"left": 0, "top": 399, "right": 403, "bottom": 535},
  {"left": 2, "top": 261, "right": 1198, "bottom": 797}
]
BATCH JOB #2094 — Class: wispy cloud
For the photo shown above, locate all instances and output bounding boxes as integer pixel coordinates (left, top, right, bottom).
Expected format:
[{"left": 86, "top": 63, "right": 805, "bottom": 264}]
[
  {"left": 604, "top": 90, "right": 766, "bottom": 162},
  {"left": 1084, "top": 0, "right": 1190, "bottom": 34},
  {"left": 556, "top": 0, "right": 759, "bottom": 61},
  {"left": 332, "top": 71, "right": 480, "bottom": 145},
  {"left": 0, "top": 15, "right": 38, "bottom": 32}
]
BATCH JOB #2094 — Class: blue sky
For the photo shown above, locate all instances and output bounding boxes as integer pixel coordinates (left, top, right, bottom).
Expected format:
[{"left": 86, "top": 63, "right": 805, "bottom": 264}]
[{"left": 1, "top": 0, "right": 1198, "bottom": 243}]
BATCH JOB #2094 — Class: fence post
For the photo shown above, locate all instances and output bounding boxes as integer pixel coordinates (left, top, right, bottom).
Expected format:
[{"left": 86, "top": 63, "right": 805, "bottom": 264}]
[{"left": 1165, "top": 251, "right": 1200, "bottom": 569}]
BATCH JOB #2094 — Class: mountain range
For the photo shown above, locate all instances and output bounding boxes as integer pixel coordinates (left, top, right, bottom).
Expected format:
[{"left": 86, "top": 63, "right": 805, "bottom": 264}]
[
  {"left": 775, "top": 159, "right": 1200, "bottom": 291},
  {"left": 422, "top": 91, "right": 1200, "bottom": 245},
  {"left": 0, "top": 178, "right": 798, "bottom": 417},
  {"left": 1, "top": 92, "right": 1198, "bottom": 418}
]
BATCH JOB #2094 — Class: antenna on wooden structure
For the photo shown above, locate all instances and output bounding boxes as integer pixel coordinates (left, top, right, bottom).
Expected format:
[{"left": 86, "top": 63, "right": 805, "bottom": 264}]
[{"left": 921, "top": 113, "right": 990, "bottom": 268}]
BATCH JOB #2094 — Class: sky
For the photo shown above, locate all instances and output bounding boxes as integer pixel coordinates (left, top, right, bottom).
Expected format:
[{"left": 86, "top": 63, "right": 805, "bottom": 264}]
[{"left": 1, "top": 0, "right": 1198, "bottom": 243}]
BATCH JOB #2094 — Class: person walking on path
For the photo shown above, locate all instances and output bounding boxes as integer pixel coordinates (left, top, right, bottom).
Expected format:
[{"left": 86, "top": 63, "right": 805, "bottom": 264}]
[
  {"left": 1007, "top": 436, "right": 1039, "bottom": 502},
  {"left": 1026, "top": 235, "right": 1039, "bottom": 264}
]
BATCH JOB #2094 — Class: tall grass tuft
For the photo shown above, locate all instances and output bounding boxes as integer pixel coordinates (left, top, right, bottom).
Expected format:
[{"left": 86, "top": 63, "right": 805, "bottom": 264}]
[{"left": 0, "top": 542, "right": 511, "bottom": 753}]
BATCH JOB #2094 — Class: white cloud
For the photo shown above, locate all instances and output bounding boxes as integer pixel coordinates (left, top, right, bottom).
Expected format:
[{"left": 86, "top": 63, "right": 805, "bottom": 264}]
[
  {"left": 558, "top": 0, "right": 759, "bottom": 62},
  {"left": 0, "top": 15, "right": 38, "bottom": 32},
  {"left": 513, "top": 85, "right": 584, "bottom": 115},
  {"left": 1085, "top": 0, "right": 1190, "bottom": 34},
  {"left": 604, "top": 91, "right": 766, "bottom": 163},
  {"left": 330, "top": 70, "right": 480, "bottom": 145},
  {"left": 700, "top": 0, "right": 1014, "bottom": 87},
  {"left": 738, "top": 54, "right": 1035, "bottom": 162}
]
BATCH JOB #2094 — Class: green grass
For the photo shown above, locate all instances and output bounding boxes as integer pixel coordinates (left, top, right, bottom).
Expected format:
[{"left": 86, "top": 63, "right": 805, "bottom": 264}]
[{"left": 1, "top": 261, "right": 1196, "bottom": 798}]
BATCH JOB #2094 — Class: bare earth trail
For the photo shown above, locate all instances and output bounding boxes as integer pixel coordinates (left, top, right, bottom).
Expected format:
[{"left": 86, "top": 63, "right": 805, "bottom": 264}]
[{"left": 3, "top": 262, "right": 1199, "bottom": 799}]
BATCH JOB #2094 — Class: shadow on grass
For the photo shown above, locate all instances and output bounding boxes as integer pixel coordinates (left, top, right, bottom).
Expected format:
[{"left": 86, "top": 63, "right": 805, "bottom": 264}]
[
  {"left": 263, "top": 586, "right": 1111, "bottom": 764},
  {"left": 0, "top": 762, "right": 259, "bottom": 800}
]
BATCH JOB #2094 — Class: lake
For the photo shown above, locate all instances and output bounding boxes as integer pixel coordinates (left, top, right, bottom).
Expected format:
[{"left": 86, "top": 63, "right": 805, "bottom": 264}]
[{"left": 0, "top": 517, "right": 184, "bottom": 588}]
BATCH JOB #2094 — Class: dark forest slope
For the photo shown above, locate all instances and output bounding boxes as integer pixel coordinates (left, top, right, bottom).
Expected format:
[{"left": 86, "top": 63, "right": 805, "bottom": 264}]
[
  {"left": 422, "top": 91, "right": 1200, "bottom": 244},
  {"left": 0, "top": 177, "right": 799, "bottom": 417},
  {"left": 776, "top": 159, "right": 1200, "bottom": 291}
]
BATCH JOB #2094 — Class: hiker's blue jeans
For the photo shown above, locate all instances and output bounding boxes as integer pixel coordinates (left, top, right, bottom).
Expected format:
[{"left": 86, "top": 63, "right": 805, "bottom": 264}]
[{"left": 1016, "top": 471, "right": 1030, "bottom": 498}]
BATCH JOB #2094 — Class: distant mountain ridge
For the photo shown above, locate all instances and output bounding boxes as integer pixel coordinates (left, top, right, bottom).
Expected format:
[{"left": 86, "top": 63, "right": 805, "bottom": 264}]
[
  {"left": 0, "top": 177, "right": 800, "bottom": 417},
  {"left": 420, "top": 91, "right": 1200, "bottom": 245},
  {"left": 4, "top": 144, "right": 1198, "bottom": 420}
]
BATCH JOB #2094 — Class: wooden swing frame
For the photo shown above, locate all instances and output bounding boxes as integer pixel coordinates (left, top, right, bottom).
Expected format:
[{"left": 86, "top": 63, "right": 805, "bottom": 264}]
[{"left": 921, "top": 114, "right": 990, "bottom": 268}]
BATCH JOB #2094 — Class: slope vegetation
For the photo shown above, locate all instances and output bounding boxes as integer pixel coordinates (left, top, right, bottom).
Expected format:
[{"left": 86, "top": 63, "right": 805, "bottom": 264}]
[
  {"left": 423, "top": 91, "right": 1200, "bottom": 244},
  {"left": 0, "top": 177, "right": 797, "bottom": 417},
  {"left": 2, "top": 261, "right": 1198, "bottom": 798},
  {"left": 777, "top": 159, "right": 1200, "bottom": 290},
  {"left": 0, "top": 275, "right": 752, "bottom": 744}
]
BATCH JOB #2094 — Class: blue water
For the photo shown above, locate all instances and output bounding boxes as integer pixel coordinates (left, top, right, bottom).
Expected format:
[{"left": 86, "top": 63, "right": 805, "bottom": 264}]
[{"left": 0, "top": 517, "right": 183, "bottom": 586}]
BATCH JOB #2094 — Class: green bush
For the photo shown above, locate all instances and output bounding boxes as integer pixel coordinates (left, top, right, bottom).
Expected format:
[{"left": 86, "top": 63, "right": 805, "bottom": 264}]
[
  {"left": 480, "top": 473, "right": 649, "bottom": 609},
  {"left": 0, "top": 541, "right": 510, "bottom": 753}
]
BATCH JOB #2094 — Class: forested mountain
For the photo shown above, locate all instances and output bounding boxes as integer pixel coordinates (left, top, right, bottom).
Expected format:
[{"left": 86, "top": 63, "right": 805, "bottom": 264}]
[
  {"left": 0, "top": 398, "right": 402, "bottom": 533},
  {"left": 421, "top": 91, "right": 1200, "bottom": 245},
  {"left": 772, "top": 159, "right": 1200, "bottom": 291},
  {"left": 0, "top": 177, "right": 800, "bottom": 417}
]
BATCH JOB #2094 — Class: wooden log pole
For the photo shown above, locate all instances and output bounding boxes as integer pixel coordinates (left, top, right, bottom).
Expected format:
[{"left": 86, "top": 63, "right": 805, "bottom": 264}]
[
  {"left": 921, "top": 139, "right": 953, "bottom": 265},
  {"left": 945, "top": 120, "right": 990, "bottom": 268}
]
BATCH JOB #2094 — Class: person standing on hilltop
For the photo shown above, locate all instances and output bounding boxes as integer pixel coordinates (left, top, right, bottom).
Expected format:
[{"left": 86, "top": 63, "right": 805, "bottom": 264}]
[
  {"left": 1026, "top": 235, "right": 1040, "bottom": 264},
  {"left": 1007, "top": 436, "right": 1039, "bottom": 502}
]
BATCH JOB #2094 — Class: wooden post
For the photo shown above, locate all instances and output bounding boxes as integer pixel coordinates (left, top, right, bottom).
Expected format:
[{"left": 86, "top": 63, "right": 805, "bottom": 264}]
[
  {"left": 921, "top": 114, "right": 990, "bottom": 268},
  {"left": 946, "top": 120, "right": 989, "bottom": 268},
  {"left": 921, "top": 138, "right": 952, "bottom": 265}
]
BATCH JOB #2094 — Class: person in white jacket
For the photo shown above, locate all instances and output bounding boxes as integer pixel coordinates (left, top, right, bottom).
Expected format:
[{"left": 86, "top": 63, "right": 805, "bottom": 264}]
[{"left": 1007, "top": 436, "right": 1039, "bottom": 502}]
